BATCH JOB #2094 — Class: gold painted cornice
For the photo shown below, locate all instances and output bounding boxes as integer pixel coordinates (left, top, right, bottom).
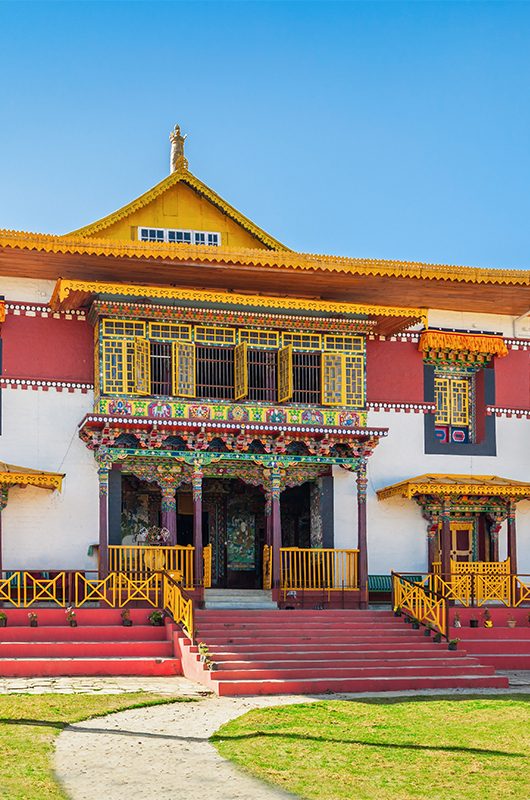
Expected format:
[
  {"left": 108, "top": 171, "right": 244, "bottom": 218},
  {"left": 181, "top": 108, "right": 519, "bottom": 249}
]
[
  {"left": 1, "top": 228, "right": 529, "bottom": 286},
  {"left": 50, "top": 277, "right": 427, "bottom": 326},
  {"left": 0, "top": 463, "right": 64, "bottom": 492},
  {"left": 377, "top": 474, "right": 530, "bottom": 501}
]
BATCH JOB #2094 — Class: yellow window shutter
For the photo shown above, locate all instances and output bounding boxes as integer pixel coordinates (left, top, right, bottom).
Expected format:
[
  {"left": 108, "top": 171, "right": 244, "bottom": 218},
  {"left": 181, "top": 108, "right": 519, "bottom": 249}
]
[
  {"left": 171, "top": 340, "right": 196, "bottom": 398},
  {"left": 134, "top": 337, "right": 151, "bottom": 396},
  {"left": 234, "top": 342, "right": 248, "bottom": 401},
  {"left": 450, "top": 379, "right": 469, "bottom": 426},
  {"left": 434, "top": 376, "right": 450, "bottom": 424},
  {"left": 322, "top": 352, "right": 344, "bottom": 406},
  {"left": 277, "top": 345, "right": 293, "bottom": 403},
  {"left": 344, "top": 354, "right": 365, "bottom": 408},
  {"left": 101, "top": 338, "right": 128, "bottom": 395}
]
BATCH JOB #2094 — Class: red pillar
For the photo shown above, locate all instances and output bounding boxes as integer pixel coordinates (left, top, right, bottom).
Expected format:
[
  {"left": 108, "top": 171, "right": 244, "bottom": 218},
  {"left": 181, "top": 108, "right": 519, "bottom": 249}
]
[
  {"left": 98, "top": 467, "right": 109, "bottom": 577},
  {"left": 271, "top": 470, "right": 282, "bottom": 591},
  {"left": 265, "top": 491, "right": 272, "bottom": 547},
  {"left": 427, "top": 525, "right": 437, "bottom": 573},
  {"left": 161, "top": 486, "right": 177, "bottom": 546},
  {"left": 0, "top": 486, "right": 7, "bottom": 574},
  {"left": 192, "top": 465, "right": 204, "bottom": 587},
  {"left": 507, "top": 502, "right": 517, "bottom": 575},
  {"left": 440, "top": 501, "right": 451, "bottom": 579},
  {"left": 356, "top": 461, "right": 369, "bottom": 609}
]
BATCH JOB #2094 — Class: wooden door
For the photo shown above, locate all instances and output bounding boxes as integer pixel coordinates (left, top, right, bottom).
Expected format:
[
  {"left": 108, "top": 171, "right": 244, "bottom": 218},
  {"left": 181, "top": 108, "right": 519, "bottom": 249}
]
[{"left": 450, "top": 521, "right": 474, "bottom": 561}]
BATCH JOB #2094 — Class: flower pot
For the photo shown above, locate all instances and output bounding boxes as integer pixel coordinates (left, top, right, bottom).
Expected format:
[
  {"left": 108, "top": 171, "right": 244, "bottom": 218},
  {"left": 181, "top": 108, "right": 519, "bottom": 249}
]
[
  {"left": 404, "top": 616, "right": 412, "bottom": 624},
  {"left": 0, "top": 619, "right": 6, "bottom": 628},
  {"left": 30, "top": 621, "right": 38, "bottom": 628},
  {"left": 433, "top": 633, "right": 442, "bottom": 643},
  {"left": 423, "top": 629, "right": 431, "bottom": 637},
  {"left": 69, "top": 620, "right": 78, "bottom": 627},
  {"left": 470, "top": 619, "right": 479, "bottom": 628},
  {"left": 411, "top": 622, "right": 420, "bottom": 630},
  {"left": 507, "top": 620, "right": 517, "bottom": 629},
  {"left": 448, "top": 642, "right": 458, "bottom": 651},
  {"left": 394, "top": 609, "right": 402, "bottom": 617},
  {"left": 122, "top": 620, "right": 133, "bottom": 627}
]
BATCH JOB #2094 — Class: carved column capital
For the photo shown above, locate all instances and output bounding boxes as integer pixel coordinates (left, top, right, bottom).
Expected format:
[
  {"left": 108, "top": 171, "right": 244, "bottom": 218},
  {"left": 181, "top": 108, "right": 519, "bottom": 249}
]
[
  {"left": 356, "top": 459, "right": 368, "bottom": 503},
  {"left": 97, "top": 467, "right": 109, "bottom": 497}
]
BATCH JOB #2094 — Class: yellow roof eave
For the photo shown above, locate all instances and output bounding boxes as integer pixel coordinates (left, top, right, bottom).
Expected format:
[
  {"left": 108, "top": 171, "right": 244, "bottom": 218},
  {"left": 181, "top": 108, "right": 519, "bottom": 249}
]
[
  {"left": 0, "top": 464, "right": 64, "bottom": 492},
  {"left": 49, "top": 277, "right": 427, "bottom": 326},
  {"left": 377, "top": 474, "right": 530, "bottom": 501},
  {"left": 1, "top": 229, "right": 529, "bottom": 286}
]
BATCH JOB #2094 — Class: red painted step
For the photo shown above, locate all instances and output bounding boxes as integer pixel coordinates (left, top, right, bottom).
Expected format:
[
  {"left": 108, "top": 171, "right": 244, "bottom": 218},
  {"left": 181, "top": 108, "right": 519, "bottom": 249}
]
[
  {"left": 0, "top": 609, "right": 180, "bottom": 677},
  {"left": 179, "top": 609, "right": 509, "bottom": 696}
]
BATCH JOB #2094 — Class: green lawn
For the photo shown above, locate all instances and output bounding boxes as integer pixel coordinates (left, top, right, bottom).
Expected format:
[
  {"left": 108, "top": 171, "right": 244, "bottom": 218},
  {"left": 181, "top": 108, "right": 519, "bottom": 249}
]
[
  {"left": 0, "top": 693, "right": 187, "bottom": 800},
  {"left": 212, "top": 697, "right": 530, "bottom": 800}
]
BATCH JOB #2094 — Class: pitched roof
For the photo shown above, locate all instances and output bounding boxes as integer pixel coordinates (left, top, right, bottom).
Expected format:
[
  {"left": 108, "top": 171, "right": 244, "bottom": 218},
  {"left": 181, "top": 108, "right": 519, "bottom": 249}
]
[{"left": 67, "top": 166, "right": 287, "bottom": 250}]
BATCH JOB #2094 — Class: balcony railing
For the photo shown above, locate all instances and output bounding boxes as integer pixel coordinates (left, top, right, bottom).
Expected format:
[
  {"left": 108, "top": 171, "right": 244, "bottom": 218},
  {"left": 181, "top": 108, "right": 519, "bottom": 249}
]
[
  {"left": 108, "top": 546, "right": 194, "bottom": 589},
  {"left": 280, "top": 547, "right": 359, "bottom": 591}
]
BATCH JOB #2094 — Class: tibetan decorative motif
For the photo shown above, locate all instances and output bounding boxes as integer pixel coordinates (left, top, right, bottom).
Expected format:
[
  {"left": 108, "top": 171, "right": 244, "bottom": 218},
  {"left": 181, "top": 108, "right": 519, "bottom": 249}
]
[
  {"left": 419, "top": 330, "right": 508, "bottom": 367},
  {"left": 95, "top": 398, "right": 369, "bottom": 428},
  {"left": 0, "top": 486, "right": 8, "bottom": 510},
  {"left": 0, "top": 464, "right": 64, "bottom": 493}
]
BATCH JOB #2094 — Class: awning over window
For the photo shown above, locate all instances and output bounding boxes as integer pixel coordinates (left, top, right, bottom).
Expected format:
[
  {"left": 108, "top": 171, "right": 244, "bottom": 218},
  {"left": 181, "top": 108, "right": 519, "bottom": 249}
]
[
  {"left": 0, "top": 462, "right": 64, "bottom": 492},
  {"left": 377, "top": 474, "right": 530, "bottom": 501},
  {"left": 419, "top": 330, "right": 508, "bottom": 361}
]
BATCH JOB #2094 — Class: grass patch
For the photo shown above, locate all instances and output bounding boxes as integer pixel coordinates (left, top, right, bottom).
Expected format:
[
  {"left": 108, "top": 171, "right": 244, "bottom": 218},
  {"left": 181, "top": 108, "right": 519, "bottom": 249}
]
[
  {"left": 212, "top": 696, "right": 530, "bottom": 800},
  {"left": 0, "top": 693, "right": 189, "bottom": 799}
]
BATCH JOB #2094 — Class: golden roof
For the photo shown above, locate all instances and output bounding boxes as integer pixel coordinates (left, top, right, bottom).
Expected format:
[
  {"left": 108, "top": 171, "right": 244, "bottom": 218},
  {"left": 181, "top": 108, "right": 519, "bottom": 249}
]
[
  {"left": 377, "top": 474, "right": 530, "bottom": 501},
  {"left": 68, "top": 165, "right": 287, "bottom": 250},
  {"left": 0, "top": 462, "right": 64, "bottom": 492}
]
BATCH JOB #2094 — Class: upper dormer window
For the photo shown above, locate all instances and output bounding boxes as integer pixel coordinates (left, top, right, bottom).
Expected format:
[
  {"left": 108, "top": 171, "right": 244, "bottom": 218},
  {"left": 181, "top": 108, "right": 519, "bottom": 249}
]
[{"left": 138, "top": 227, "right": 221, "bottom": 246}]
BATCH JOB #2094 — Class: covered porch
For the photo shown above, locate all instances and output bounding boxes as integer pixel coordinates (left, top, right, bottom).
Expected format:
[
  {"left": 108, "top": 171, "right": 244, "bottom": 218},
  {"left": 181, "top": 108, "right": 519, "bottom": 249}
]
[{"left": 379, "top": 474, "right": 530, "bottom": 607}]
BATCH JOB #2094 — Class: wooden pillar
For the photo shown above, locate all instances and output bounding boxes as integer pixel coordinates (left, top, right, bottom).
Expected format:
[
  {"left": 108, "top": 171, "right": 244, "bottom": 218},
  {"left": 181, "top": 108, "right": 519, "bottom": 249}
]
[
  {"left": 507, "top": 501, "right": 517, "bottom": 575},
  {"left": 192, "top": 465, "right": 204, "bottom": 586},
  {"left": 440, "top": 501, "right": 451, "bottom": 579},
  {"left": 427, "top": 524, "right": 437, "bottom": 573},
  {"left": 356, "top": 460, "right": 369, "bottom": 609},
  {"left": 98, "top": 467, "right": 109, "bottom": 577},
  {"left": 0, "top": 486, "right": 8, "bottom": 575},
  {"left": 265, "top": 491, "right": 272, "bottom": 547},
  {"left": 271, "top": 469, "right": 282, "bottom": 590},
  {"left": 489, "top": 518, "right": 500, "bottom": 562},
  {"left": 160, "top": 486, "right": 177, "bottom": 546}
]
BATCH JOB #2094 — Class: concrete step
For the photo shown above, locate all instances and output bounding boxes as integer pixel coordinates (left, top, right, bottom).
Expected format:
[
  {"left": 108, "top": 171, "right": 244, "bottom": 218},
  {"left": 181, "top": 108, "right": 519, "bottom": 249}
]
[
  {"left": 0, "top": 625, "right": 168, "bottom": 642},
  {"left": 210, "top": 664, "right": 496, "bottom": 680},
  {"left": 0, "top": 641, "right": 173, "bottom": 658},
  {"left": 0, "top": 657, "right": 181, "bottom": 677}
]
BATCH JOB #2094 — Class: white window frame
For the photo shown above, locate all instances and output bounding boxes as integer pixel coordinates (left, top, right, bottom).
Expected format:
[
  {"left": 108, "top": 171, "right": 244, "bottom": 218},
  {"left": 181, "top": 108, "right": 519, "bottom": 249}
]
[{"left": 137, "top": 227, "right": 221, "bottom": 246}]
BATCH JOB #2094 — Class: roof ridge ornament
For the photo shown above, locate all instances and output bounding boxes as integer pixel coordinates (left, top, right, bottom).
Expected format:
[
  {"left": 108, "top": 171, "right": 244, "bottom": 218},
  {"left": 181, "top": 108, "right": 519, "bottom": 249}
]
[{"left": 169, "top": 124, "right": 188, "bottom": 173}]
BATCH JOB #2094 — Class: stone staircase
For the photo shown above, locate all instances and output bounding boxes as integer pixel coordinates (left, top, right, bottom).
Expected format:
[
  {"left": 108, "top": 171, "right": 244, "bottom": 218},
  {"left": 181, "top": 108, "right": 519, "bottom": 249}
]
[
  {"left": 177, "top": 608, "right": 509, "bottom": 695},
  {"left": 0, "top": 609, "right": 181, "bottom": 676},
  {"left": 204, "top": 589, "right": 277, "bottom": 610}
]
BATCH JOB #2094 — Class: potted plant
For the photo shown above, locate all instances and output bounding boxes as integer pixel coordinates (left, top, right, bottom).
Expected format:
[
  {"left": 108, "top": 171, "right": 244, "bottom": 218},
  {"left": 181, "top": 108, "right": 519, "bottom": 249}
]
[
  {"left": 393, "top": 605, "right": 402, "bottom": 617},
  {"left": 0, "top": 612, "right": 7, "bottom": 628},
  {"left": 424, "top": 623, "right": 434, "bottom": 637},
  {"left": 483, "top": 609, "right": 493, "bottom": 628},
  {"left": 65, "top": 607, "right": 77, "bottom": 627},
  {"left": 148, "top": 610, "right": 164, "bottom": 627},
  {"left": 120, "top": 608, "right": 133, "bottom": 627},
  {"left": 28, "top": 612, "right": 38, "bottom": 628},
  {"left": 507, "top": 614, "right": 517, "bottom": 629},
  {"left": 469, "top": 616, "right": 479, "bottom": 628},
  {"left": 198, "top": 642, "right": 210, "bottom": 663},
  {"left": 411, "top": 618, "right": 421, "bottom": 630},
  {"left": 404, "top": 615, "right": 412, "bottom": 624},
  {"left": 448, "top": 638, "right": 460, "bottom": 651},
  {"left": 453, "top": 613, "right": 462, "bottom": 628},
  {"left": 433, "top": 631, "right": 443, "bottom": 643}
]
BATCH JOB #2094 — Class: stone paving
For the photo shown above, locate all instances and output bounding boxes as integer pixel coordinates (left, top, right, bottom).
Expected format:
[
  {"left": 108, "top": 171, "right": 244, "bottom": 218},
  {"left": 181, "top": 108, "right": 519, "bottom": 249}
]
[{"left": 0, "top": 675, "right": 210, "bottom": 695}]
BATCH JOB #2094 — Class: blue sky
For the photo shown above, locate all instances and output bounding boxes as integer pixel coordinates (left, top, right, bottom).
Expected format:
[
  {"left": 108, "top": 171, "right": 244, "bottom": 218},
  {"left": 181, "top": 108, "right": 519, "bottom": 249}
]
[{"left": 1, "top": 1, "right": 530, "bottom": 269}]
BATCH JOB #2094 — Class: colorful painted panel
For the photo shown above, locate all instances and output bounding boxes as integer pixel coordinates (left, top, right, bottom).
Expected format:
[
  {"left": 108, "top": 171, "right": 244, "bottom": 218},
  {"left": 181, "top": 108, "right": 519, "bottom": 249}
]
[
  {"left": 226, "top": 510, "right": 256, "bottom": 571},
  {"left": 96, "top": 397, "right": 367, "bottom": 427}
]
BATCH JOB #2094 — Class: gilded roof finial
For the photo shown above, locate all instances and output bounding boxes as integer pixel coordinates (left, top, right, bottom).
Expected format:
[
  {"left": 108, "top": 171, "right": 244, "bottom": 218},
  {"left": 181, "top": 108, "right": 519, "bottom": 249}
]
[{"left": 169, "top": 124, "right": 188, "bottom": 173}]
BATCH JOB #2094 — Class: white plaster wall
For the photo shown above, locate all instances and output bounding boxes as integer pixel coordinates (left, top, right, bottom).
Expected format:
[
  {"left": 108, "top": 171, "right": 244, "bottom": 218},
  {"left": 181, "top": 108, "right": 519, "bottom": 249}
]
[
  {"left": 427, "top": 309, "right": 530, "bottom": 339},
  {"left": 333, "top": 411, "right": 530, "bottom": 575},
  {"left": 1, "top": 277, "right": 56, "bottom": 304},
  {"left": 1, "top": 387, "right": 98, "bottom": 570}
]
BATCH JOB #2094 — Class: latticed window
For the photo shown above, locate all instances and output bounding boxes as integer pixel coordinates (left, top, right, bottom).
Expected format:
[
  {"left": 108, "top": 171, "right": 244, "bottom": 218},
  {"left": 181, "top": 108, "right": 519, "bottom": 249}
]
[
  {"left": 282, "top": 332, "right": 322, "bottom": 350},
  {"left": 148, "top": 322, "right": 191, "bottom": 341},
  {"left": 248, "top": 349, "right": 276, "bottom": 402},
  {"left": 434, "top": 373, "right": 472, "bottom": 443},
  {"left": 240, "top": 329, "right": 280, "bottom": 348}
]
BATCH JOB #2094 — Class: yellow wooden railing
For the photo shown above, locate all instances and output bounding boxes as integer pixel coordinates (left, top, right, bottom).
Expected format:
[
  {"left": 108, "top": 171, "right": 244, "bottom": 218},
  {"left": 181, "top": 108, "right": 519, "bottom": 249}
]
[
  {"left": 162, "top": 573, "right": 194, "bottom": 640},
  {"left": 430, "top": 559, "right": 513, "bottom": 606},
  {"left": 280, "top": 548, "right": 359, "bottom": 591},
  {"left": 262, "top": 545, "right": 272, "bottom": 590},
  {"left": 392, "top": 572, "right": 447, "bottom": 637},
  {"left": 203, "top": 545, "right": 212, "bottom": 589},
  {"left": 75, "top": 571, "right": 161, "bottom": 607},
  {"left": 109, "top": 546, "right": 194, "bottom": 589}
]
